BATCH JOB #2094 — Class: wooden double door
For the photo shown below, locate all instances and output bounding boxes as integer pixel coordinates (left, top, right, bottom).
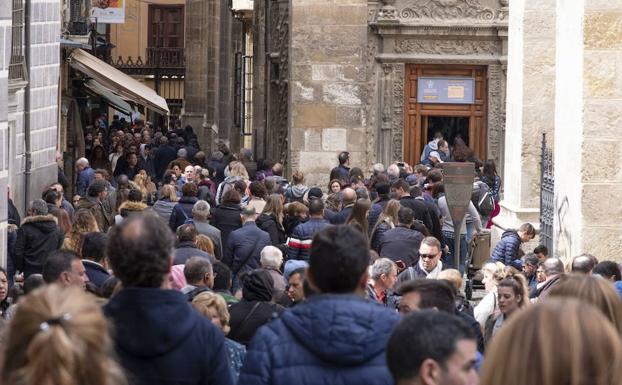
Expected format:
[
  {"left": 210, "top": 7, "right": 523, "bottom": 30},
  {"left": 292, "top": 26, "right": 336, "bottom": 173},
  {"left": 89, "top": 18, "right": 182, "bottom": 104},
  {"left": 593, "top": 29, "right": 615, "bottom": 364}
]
[{"left": 404, "top": 64, "right": 487, "bottom": 165}]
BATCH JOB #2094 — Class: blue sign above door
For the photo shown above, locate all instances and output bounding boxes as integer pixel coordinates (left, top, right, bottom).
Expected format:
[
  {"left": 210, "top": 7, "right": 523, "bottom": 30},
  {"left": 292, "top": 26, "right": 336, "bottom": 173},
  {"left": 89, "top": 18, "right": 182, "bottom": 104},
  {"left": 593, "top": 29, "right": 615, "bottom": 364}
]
[{"left": 416, "top": 77, "right": 475, "bottom": 104}]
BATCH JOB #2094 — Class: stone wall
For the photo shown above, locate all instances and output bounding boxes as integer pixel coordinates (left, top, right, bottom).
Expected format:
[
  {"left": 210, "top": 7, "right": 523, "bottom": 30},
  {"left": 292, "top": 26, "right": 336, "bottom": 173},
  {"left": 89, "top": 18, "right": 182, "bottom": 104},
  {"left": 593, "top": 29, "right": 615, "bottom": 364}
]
[
  {"left": 579, "top": 0, "right": 622, "bottom": 260},
  {"left": 0, "top": 0, "right": 10, "bottom": 266},
  {"left": 289, "top": 0, "right": 370, "bottom": 188},
  {"left": 552, "top": 0, "right": 622, "bottom": 262},
  {"left": 494, "top": 0, "right": 556, "bottom": 242}
]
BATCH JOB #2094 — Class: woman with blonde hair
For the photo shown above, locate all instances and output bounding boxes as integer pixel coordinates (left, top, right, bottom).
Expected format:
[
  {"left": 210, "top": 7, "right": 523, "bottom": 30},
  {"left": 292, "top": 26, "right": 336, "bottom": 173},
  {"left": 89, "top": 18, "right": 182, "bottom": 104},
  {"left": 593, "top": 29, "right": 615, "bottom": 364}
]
[
  {"left": 1, "top": 284, "right": 127, "bottom": 385},
  {"left": 192, "top": 292, "right": 246, "bottom": 382},
  {"left": 549, "top": 274, "right": 622, "bottom": 333},
  {"left": 152, "top": 184, "right": 179, "bottom": 224},
  {"left": 62, "top": 209, "right": 99, "bottom": 254},
  {"left": 132, "top": 170, "right": 156, "bottom": 205},
  {"left": 474, "top": 261, "right": 506, "bottom": 328},
  {"left": 216, "top": 161, "right": 249, "bottom": 205},
  {"left": 195, "top": 234, "right": 215, "bottom": 256},
  {"left": 370, "top": 199, "right": 401, "bottom": 252},
  {"left": 257, "top": 194, "right": 286, "bottom": 248},
  {"left": 480, "top": 298, "right": 622, "bottom": 385},
  {"left": 484, "top": 272, "right": 529, "bottom": 345}
]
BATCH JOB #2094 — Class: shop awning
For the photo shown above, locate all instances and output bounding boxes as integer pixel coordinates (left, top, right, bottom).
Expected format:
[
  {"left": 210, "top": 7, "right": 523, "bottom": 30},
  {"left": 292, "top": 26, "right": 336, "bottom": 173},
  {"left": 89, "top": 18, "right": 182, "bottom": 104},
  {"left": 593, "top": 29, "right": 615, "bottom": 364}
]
[
  {"left": 83, "top": 80, "right": 134, "bottom": 115},
  {"left": 68, "top": 49, "right": 169, "bottom": 115}
]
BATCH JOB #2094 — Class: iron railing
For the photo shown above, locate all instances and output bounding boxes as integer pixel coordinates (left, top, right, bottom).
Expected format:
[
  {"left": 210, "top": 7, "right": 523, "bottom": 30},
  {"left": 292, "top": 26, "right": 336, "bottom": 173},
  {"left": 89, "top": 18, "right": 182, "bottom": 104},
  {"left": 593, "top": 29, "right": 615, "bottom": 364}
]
[
  {"left": 539, "top": 133, "right": 554, "bottom": 254},
  {"left": 108, "top": 47, "right": 185, "bottom": 76}
]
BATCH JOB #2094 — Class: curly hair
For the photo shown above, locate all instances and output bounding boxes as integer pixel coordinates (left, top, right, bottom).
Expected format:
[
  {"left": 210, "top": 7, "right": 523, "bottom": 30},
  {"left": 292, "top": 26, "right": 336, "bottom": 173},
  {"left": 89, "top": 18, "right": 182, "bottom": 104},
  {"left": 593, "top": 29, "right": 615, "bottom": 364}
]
[{"left": 62, "top": 209, "right": 99, "bottom": 254}]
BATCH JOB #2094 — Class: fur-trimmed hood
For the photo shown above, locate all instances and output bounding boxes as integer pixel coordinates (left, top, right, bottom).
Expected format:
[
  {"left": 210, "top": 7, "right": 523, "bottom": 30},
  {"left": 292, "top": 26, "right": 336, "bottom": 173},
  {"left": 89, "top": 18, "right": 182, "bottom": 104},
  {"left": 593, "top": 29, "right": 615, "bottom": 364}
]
[
  {"left": 119, "top": 201, "right": 148, "bottom": 214},
  {"left": 21, "top": 214, "right": 59, "bottom": 234}
]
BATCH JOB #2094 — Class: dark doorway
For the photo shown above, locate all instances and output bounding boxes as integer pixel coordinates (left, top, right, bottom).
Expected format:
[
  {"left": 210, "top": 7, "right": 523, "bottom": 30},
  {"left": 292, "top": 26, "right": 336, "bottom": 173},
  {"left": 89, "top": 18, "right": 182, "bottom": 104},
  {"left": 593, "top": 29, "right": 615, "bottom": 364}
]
[{"left": 425, "top": 116, "right": 470, "bottom": 147}]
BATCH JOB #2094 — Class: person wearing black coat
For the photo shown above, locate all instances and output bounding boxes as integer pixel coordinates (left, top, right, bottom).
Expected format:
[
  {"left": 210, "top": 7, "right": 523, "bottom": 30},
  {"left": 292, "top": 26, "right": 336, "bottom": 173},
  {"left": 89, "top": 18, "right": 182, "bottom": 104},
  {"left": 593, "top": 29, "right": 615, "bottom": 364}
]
[
  {"left": 256, "top": 213, "right": 286, "bottom": 247},
  {"left": 14, "top": 200, "right": 64, "bottom": 278},
  {"left": 154, "top": 137, "right": 177, "bottom": 180},
  {"left": 104, "top": 214, "right": 233, "bottom": 385},
  {"left": 223, "top": 208, "right": 272, "bottom": 279},
  {"left": 211, "top": 190, "right": 243, "bottom": 248},
  {"left": 228, "top": 269, "right": 285, "bottom": 345},
  {"left": 392, "top": 179, "right": 433, "bottom": 232},
  {"left": 379, "top": 207, "right": 424, "bottom": 266}
]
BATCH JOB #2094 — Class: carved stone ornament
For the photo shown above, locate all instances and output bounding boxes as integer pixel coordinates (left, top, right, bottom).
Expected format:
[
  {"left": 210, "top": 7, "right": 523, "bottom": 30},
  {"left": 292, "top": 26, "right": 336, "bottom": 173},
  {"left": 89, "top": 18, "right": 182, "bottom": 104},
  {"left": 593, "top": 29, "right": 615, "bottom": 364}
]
[
  {"left": 391, "top": 64, "right": 405, "bottom": 162},
  {"left": 400, "top": 0, "right": 496, "bottom": 21},
  {"left": 394, "top": 39, "right": 498, "bottom": 55}
]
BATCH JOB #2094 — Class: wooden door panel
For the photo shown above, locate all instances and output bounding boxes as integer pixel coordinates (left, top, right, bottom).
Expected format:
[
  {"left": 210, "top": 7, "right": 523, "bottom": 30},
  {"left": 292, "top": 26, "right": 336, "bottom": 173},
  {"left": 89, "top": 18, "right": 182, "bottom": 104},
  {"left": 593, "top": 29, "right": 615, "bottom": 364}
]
[{"left": 404, "top": 64, "right": 487, "bottom": 165}]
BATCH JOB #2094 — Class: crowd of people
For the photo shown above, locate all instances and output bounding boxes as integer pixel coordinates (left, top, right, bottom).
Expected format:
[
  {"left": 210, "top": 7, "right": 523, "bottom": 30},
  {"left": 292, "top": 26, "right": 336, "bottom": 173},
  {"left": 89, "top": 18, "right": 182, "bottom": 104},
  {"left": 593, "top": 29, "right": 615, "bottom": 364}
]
[{"left": 2, "top": 123, "right": 622, "bottom": 385}]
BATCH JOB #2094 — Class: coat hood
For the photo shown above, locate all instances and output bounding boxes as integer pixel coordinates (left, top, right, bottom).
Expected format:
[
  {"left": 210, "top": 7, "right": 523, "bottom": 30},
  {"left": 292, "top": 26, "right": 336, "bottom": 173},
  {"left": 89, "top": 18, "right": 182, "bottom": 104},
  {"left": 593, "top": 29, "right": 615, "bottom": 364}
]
[
  {"left": 118, "top": 200, "right": 148, "bottom": 213},
  {"left": 104, "top": 288, "right": 200, "bottom": 358},
  {"left": 290, "top": 185, "right": 309, "bottom": 198},
  {"left": 241, "top": 269, "right": 274, "bottom": 301},
  {"left": 22, "top": 215, "right": 58, "bottom": 233},
  {"left": 280, "top": 294, "right": 400, "bottom": 365}
]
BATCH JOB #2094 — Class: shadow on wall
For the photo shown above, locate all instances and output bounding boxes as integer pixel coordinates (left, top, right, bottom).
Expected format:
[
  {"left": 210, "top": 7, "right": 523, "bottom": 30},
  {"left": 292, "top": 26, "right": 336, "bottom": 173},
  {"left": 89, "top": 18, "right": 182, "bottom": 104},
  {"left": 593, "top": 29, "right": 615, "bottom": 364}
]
[{"left": 556, "top": 196, "right": 572, "bottom": 263}]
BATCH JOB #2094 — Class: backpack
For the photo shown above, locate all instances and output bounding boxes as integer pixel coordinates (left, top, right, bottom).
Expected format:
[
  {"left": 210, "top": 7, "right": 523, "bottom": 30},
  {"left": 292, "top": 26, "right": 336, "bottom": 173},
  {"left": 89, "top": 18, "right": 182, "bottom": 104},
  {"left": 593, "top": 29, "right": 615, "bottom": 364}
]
[{"left": 472, "top": 181, "right": 495, "bottom": 216}]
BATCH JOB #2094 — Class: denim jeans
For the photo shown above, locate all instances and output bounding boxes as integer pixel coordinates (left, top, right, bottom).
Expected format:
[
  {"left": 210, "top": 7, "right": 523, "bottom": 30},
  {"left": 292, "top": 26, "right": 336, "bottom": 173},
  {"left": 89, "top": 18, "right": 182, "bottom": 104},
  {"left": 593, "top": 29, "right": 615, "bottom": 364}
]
[{"left": 442, "top": 231, "right": 468, "bottom": 275}]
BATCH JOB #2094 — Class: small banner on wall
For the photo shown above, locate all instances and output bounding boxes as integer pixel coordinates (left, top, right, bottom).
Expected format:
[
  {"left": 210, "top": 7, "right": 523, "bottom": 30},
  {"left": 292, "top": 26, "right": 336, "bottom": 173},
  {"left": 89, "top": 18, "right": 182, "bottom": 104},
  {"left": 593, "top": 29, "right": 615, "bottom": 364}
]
[
  {"left": 417, "top": 77, "right": 475, "bottom": 104},
  {"left": 90, "top": 0, "right": 125, "bottom": 23}
]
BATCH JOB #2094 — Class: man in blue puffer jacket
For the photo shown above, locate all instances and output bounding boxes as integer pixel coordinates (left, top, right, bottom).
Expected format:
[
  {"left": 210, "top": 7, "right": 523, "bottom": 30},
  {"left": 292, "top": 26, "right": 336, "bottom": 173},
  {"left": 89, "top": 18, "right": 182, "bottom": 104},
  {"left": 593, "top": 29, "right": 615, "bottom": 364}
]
[
  {"left": 491, "top": 223, "right": 536, "bottom": 269},
  {"left": 239, "top": 225, "right": 400, "bottom": 385}
]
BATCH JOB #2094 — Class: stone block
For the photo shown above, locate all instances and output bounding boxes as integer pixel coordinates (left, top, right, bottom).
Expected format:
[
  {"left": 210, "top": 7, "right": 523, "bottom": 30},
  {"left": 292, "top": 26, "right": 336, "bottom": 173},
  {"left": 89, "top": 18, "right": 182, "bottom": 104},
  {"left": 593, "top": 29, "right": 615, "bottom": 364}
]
[
  {"left": 292, "top": 81, "right": 318, "bottom": 103},
  {"left": 293, "top": 104, "right": 336, "bottom": 128},
  {"left": 321, "top": 128, "right": 347, "bottom": 151},
  {"left": 523, "top": 10, "right": 556, "bottom": 41},
  {"left": 581, "top": 139, "right": 622, "bottom": 183},
  {"left": 304, "top": 129, "right": 321, "bottom": 151},
  {"left": 346, "top": 127, "right": 367, "bottom": 151},
  {"left": 583, "top": 53, "right": 617, "bottom": 97},
  {"left": 582, "top": 226, "right": 622, "bottom": 262},
  {"left": 584, "top": 100, "right": 622, "bottom": 139},
  {"left": 335, "top": 106, "right": 363, "bottom": 127},
  {"left": 323, "top": 83, "right": 363, "bottom": 106},
  {"left": 292, "top": 3, "right": 368, "bottom": 26},
  {"left": 312, "top": 64, "right": 344, "bottom": 81},
  {"left": 297, "top": 151, "right": 340, "bottom": 173},
  {"left": 582, "top": 183, "right": 622, "bottom": 226},
  {"left": 584, "top": 11, "right": 622, "bottom": 50},
  {"left": 291, "top": 65, "right": 313, "bottom": 81}
]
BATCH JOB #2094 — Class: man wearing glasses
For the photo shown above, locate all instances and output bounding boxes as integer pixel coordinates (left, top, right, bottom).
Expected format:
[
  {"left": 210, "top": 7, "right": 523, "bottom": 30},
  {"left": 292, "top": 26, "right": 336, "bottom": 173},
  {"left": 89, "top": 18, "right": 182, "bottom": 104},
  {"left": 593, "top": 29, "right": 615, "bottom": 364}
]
[{"left": 398, "top": 236, "right": 444, "bottom": 283}]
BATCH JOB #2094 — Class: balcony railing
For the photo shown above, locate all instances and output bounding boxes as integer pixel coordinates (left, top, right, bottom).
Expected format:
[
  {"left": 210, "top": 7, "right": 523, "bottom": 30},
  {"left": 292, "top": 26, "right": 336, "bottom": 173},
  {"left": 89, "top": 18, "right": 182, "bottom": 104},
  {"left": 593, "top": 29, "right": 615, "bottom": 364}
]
[{"left": 106, "top": 47, "right": 186, "bottom": 76}]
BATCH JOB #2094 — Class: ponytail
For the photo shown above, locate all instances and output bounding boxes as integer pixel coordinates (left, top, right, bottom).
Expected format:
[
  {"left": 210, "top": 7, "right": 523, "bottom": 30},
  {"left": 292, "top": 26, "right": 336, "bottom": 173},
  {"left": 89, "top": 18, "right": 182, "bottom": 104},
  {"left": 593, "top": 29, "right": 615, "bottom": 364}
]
[{"left": 499, "top": 272, "right": 530, "bottom": 308}]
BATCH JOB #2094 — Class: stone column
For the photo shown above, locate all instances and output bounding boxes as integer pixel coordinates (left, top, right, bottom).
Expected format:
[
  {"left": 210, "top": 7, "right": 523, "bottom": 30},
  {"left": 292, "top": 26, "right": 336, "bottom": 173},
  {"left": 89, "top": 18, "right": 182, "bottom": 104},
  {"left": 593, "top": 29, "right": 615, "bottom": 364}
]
[
  {"left": 289, "top": 0, "right": 370, "bottom": 187},
  {"left": 183, "top": 0, "right": 220, "bottom": 149},
  {"left": 494, "top": 0, "right": 557, "bottom": 243},
  {"left": 553, "top": 0, "right": 622, "bottom": 262}
]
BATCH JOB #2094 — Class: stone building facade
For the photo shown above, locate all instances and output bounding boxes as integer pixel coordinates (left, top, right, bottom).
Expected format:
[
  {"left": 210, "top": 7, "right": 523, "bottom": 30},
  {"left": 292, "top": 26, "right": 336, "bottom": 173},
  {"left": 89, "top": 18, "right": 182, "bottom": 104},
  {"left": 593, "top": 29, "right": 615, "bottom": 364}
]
[
  {"left": 253, "top": 0, "right": 509, "bottom": 187},
  {"left": 0, "top": 0, "right": 61, "bottom": 266}
]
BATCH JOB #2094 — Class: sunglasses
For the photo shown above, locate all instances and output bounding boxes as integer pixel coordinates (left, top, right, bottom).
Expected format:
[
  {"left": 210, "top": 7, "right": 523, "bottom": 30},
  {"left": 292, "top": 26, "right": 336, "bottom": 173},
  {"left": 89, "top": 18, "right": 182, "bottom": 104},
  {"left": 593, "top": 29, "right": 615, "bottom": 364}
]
[{"left": 419, "top": 253, "right": 438, "bottom": 260}]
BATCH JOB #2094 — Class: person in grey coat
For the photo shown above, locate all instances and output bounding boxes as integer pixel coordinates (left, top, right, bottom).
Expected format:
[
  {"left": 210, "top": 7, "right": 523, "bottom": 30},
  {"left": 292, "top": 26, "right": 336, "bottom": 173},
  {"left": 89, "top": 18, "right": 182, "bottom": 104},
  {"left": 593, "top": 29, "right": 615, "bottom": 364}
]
[{"left": 191, "top": 200, "right": 223, "bottom": 260}]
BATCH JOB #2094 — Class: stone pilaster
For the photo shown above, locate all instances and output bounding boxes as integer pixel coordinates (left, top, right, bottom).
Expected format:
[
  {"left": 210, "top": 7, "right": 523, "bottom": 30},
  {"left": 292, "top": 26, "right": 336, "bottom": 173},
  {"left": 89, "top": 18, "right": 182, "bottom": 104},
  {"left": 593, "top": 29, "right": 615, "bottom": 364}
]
[
  {"left": 553, "top": 0, "right": 622, "bottom": 262},
  {"left": 289, "top": 0, "right": 370, "bottom": 188},
  {"left": 494, "top": 0, "right": 557, "bottom": 243},
  {"left": 0, "top": 0, "right": 10, "bottom": 267}
]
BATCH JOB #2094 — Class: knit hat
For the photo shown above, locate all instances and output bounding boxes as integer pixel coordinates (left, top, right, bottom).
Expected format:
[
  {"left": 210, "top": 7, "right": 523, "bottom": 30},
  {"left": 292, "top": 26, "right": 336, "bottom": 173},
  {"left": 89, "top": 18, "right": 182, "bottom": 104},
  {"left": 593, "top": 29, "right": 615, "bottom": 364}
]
[{"left": 284, "top": 259, "right": 309, "bottom": 281}]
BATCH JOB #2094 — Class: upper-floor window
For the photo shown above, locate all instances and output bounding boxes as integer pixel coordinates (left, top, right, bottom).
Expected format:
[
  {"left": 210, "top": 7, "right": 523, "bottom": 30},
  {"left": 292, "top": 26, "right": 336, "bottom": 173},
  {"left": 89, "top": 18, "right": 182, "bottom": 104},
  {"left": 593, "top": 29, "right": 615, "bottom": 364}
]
[
  {"left": 9, "top": 0, "right": 27, "bottom": 82},
  {"left": 148, "top": 5, "right": 184, "bottom": 48}
]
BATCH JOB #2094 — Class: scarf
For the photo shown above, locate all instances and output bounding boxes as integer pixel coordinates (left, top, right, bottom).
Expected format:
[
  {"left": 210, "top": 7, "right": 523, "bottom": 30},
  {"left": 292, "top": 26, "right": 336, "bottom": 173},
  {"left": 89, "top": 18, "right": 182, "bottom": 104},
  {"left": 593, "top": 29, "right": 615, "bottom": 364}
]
[{"left": 419, "top": 258, "right": 443, "bottom": 279}]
